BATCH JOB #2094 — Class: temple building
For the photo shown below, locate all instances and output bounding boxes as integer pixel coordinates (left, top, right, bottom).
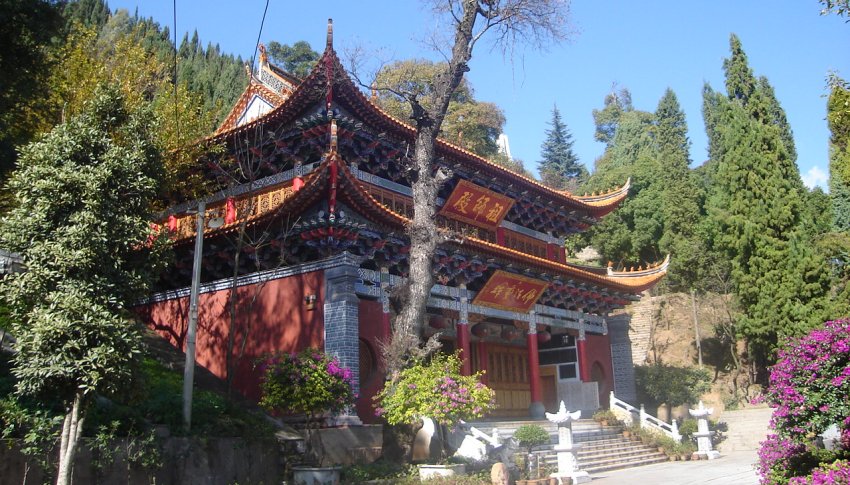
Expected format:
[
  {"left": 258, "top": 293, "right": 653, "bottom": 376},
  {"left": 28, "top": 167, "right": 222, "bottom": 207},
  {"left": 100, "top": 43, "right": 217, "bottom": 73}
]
[{"left": 137, "top": 22, "right": 668, "bottom": 422}]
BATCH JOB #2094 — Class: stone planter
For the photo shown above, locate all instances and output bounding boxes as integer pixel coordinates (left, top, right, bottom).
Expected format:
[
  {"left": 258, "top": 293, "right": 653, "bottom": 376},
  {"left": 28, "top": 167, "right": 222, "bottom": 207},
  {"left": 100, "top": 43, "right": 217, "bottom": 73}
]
[
  {"left": 418, "top": 464, "right": 465, "bottom": 481},
  {"left": 292, "top": 466, "right": 341, "bottom": 485}
]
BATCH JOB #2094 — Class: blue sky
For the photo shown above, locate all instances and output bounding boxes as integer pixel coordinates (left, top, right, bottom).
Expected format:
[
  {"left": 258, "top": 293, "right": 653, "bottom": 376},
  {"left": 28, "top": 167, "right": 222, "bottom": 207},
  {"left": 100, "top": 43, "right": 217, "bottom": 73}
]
[{"left": 110, "top": 1, "right": 849, "bottom": 190}]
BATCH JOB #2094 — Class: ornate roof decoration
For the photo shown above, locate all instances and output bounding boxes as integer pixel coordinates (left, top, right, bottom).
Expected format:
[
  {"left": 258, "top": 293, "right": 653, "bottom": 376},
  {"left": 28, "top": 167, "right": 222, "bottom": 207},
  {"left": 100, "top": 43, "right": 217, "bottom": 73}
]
[{"left": 208, "top": 20, "right": 628, "bottom": 219}]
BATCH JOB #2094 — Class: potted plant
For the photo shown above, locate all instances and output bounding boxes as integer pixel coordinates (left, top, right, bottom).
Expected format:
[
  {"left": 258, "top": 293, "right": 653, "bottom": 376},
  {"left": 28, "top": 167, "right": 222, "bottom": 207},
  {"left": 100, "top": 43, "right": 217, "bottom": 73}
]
[
  {"left": 513, "top": 424, "right": 551, "bottom": 483},
  {"left": 374, "top": 352, "right": 495, "bottom": 480},
  {"left": 258, "top": 348, "right": 356, "bottom": 485},
  {"left": 591, "top": 409, "right": 618, "bottom": 427}
]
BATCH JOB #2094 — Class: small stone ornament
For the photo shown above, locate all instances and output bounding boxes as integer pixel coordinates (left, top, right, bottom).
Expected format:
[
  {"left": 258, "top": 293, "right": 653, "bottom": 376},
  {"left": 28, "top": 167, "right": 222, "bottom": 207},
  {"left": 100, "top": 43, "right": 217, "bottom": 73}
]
[{"left": 546, "top": 401, "right": 590, "bottom": 484}]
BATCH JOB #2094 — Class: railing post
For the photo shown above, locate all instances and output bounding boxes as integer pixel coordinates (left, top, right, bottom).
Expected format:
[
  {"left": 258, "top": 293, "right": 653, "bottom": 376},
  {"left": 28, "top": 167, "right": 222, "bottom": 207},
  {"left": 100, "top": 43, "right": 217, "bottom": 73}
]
[
  {"left": 671, "top": 419, "right": 682, "bottom": 442},
  {"left": 639, "top": 404, "right": 647, "bottom": 429}
]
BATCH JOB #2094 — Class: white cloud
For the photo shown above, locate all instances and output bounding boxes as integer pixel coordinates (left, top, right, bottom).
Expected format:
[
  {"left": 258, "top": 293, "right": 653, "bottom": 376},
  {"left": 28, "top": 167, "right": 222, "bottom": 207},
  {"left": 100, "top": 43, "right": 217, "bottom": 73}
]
[{"left": 802, "top": 166, "right": 828, "bottom": 190}]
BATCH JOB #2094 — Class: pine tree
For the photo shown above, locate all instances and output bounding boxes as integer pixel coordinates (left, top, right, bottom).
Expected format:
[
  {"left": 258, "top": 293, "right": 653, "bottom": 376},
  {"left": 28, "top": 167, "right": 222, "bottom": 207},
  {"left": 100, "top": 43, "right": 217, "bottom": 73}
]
[{"left": 538, "top": 105, "right": 587, "bottom": 190}]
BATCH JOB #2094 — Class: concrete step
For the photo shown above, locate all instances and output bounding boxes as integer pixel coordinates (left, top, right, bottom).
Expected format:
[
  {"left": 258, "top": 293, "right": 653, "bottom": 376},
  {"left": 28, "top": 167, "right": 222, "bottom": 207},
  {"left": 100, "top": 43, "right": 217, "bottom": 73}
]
[{"left": 468, "top": 419, "right": 669, "bottom": 476}]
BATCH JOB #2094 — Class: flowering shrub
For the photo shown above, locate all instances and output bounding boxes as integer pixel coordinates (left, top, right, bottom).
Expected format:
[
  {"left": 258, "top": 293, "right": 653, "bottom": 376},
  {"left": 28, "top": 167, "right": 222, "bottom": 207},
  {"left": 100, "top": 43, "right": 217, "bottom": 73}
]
[
  {"left": 374, "top": 353, "right": 495, "bottom": 426},
  {"left": 788, "top": 460, "right": 850, "bottom": 485},
  {"left": 766, "top": 320, "right": 850, "bottom": 438},
  {"left": 757, "top": 320, "right": 850, "bottom": 485},
  {"left": 258, "top": 349, "right": 355, "bottom": 418},
  {"left": 757, "top": 433, "right": 807, "bottom": 484}
]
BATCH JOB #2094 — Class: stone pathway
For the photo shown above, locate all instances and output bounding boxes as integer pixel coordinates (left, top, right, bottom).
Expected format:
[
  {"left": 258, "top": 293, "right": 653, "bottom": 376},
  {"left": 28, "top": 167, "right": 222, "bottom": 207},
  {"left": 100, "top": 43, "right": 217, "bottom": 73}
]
[{"left": 587, "top": 450, "right": 759, "bottom": 485}]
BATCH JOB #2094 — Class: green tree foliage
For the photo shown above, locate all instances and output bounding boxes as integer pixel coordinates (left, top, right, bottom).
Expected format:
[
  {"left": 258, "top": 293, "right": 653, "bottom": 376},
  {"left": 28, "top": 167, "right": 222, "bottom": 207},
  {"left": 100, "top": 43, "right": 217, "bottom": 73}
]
[
  {"left": 266, "top": 40, "right": 319, "bottom": 79},
  {"left": 0, "top": 0, "right": 64, "bottom": 181},
  {"left": 703, "top": 34, "right": 831, "bottom": 366},
  {"left": 538, "top": 104, "right": 587, "bottom": 190},
  {"left": 654, "top": 89, "right": 707, "bottom": 290},
  {"left": 373, "top": 59, "right": 506, "bottom": 159},
  {"left": 829, "top": 77, "right": 850, "bottom": 231},
  {"left": 583, "top": 104, "right": 663, "bottom": 267},
  {"left": 635, "top": 363, "right": 711, "bottom": 413},
  {"left": 0, "top": 87, "right": 168, "bottom": 484},
  {"left": 175, "top": 29, "right": 247, "bottom": 123},
  {"left": 592, "top": 86, "right": 632, "bottom": 146},
  {"left": 63, "top": 0, "right": 110, "bottom": 30}
]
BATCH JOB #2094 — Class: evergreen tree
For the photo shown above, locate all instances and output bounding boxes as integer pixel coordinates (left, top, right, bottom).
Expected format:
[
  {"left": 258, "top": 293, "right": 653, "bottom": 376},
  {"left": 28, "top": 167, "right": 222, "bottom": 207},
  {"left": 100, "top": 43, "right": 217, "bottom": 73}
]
[
  {"left": 704, "top": 34, "right": 829, "bottom": 368},
  {"left": 592, "top": 86, "right": 632, "bottom": 145},
  {"left": 266, "top": 40, "right": 319, "bottom": 79},
  {"left": 582, "top": 107, "right": 662, "bottom": 266},
  {"left": 828, "top": 77, "right": 850, "bottom": 231},
  {"left": 0, "top": 0, "right": 64, "bottom": 181},
  {"left": 0, "top": 87, "right": 168, "bottom": 485},
  {"left": 538, "top": 105, "right": 587, "bottom": 190},
  {"left": 654, "top": 89, "right": 705, "bottom": 290}
]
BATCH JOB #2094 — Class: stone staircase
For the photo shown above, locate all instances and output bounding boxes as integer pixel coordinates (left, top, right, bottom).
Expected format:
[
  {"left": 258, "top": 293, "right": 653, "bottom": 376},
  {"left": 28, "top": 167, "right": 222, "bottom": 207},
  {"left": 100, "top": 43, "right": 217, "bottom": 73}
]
[
  {"left": 717, "top": 407, "right": 773, "bottom": 452},
  {"left": 467, "top": 418, "right": 668, "bottom": 475}
]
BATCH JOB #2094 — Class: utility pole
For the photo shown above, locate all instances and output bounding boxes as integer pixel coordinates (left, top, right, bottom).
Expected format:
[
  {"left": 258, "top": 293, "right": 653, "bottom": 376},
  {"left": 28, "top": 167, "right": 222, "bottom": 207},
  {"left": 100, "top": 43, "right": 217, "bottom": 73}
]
[
  {"left": 183, "top": 201, "right": 206, "bottom": 431},
  {"left": 691, "top": 288, "right": 703, "bottom": 368}
]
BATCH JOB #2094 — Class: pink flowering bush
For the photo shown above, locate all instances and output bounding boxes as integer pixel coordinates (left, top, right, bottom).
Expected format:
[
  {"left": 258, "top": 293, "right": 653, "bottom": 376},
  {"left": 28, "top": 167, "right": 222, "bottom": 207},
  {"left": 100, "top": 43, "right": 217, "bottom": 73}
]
[
  {"left": 258, "top": 348, "right": 355, "bottom": 418},
  {"left": 766, "top": 320, "right": 850, "bottom": 438},
  {"left": 374, "top": 353, "right": 495, "bottom": 427},
  {"left": 758, "top": 320, "right": 850, "bottom": 484}
]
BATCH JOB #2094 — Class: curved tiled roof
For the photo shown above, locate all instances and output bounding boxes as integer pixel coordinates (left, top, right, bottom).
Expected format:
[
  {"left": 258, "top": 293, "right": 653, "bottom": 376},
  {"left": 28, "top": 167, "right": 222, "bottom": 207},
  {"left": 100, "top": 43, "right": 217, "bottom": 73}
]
[{"left": 208, "top": 27, "right": 628, "bottom": 219}]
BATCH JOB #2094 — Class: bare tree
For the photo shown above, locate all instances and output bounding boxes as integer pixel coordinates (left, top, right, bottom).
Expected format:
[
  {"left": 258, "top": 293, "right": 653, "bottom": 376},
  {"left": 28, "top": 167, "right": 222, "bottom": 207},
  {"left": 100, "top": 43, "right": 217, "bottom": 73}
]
[{"left": 377, "top": 0, "right": 571, "bottom": 376}]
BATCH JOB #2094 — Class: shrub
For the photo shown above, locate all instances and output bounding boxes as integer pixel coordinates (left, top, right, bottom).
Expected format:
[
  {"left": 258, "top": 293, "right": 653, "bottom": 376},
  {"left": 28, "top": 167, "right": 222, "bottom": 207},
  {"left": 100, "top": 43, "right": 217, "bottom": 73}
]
[
  {"left": 513, "top": 424, "right": 550, "bottom": 453},
  {"left": 635, "top": 364, "right": 711, "bottom": 411},
  {"left": 258, "top": 348, "right": 356, "bottom": 419},
  {"left": 757, "top": 319, "right": 850, "bottom": 484},
  {"left": 592, "top": 409, "right": 619, "bottom": 425},
  {"left": 765, "top": 320, "right": 850, "bottom": 438},
  {"left": 374, "top": 353, "right": 494, "bottom": 427}
]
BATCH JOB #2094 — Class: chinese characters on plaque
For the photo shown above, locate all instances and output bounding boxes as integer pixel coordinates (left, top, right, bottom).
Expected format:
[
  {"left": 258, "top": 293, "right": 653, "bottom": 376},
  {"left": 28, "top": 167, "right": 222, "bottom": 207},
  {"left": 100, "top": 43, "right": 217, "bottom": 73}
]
[
  {"left": 438, "top": 179, "right": 516, "bottom": 229},
  {"left": 472, "top": 270, "right": 548, "bottom": 312}
]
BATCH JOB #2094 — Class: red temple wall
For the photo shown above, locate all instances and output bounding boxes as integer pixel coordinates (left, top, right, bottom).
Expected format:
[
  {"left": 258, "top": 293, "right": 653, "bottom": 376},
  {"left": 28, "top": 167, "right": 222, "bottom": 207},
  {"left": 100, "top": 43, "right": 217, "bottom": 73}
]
[
  {"left": 581, "top": 333, "right": 614, "bottom": 408},
  {"left": 137, "top": 271, "right": 325, "bottom": 401},
  {"left": 356, "top": 299, "right": 389, "bottom": 423}
]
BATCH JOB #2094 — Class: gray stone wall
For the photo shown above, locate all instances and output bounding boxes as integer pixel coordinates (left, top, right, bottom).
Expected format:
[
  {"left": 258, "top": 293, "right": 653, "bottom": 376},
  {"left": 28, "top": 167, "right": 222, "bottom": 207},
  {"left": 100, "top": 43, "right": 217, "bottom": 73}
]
[
  {"left": 608, "top": 313, "right": 637, "bottom": 402},
  {"left": 323, "top": 252, "right": 362, "bottom": 397}
]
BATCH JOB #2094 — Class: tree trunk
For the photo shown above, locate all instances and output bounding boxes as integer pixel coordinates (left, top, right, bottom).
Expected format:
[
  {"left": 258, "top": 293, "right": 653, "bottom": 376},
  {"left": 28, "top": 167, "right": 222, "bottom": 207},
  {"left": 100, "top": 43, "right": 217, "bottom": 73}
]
[{"left": 56, "top": 391, "right": 85, "bottom": 485}]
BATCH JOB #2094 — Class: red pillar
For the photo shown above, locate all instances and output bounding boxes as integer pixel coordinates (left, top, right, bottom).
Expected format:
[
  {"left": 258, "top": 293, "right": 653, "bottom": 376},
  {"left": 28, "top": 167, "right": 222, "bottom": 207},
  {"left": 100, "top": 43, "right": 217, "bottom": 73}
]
[
  {"left": 457, "top": 322, "right": 471, "bottom": 376},
  {"left": 578, "top": 338, "right": 590, "bottom": 382},
  {"left": 477, "top": 340, "right": 489, "bottom": 385},
  {"left": 527, "top": 329, "right": 542, "bottom": 406},
  {"left": 495, "top": 227, "right": 506, "bottom": 246}
]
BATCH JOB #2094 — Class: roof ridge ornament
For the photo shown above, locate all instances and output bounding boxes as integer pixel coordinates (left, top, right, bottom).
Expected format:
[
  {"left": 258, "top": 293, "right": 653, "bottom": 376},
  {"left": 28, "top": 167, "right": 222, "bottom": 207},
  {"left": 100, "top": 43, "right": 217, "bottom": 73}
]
[{"left": 327, "top": 18, "right": 333, "bottom": 48}]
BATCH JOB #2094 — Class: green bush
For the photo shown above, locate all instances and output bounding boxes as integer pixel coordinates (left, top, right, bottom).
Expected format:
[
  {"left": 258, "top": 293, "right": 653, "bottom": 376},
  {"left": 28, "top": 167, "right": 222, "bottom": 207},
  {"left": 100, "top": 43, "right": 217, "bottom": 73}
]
[
  {"left": 635, "top": 364, "right": 711, "bottom": 411},
  {"left": 513, "top": 424, "right": 550, "bottom": 453}
]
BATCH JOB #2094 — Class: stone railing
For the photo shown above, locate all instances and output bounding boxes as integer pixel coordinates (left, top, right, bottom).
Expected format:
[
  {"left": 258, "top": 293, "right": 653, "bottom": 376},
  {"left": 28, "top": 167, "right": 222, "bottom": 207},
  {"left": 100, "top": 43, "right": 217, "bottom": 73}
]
[{"left": 609, "top": 391, "right": 681, "bottom": 442}]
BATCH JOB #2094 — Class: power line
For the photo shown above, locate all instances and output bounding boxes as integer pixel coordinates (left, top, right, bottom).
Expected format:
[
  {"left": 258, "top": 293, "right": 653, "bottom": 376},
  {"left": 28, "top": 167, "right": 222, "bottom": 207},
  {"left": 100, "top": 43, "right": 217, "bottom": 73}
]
[{"left": 250, "top": 0, "right": 272, "bottom": 74}]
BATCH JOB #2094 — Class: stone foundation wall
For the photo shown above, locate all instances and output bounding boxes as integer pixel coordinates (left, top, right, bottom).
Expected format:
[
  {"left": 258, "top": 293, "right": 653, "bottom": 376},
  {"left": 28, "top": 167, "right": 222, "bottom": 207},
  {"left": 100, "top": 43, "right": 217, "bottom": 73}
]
[{"left": 0, "top": 437, "right": 284, "bottom": 485}]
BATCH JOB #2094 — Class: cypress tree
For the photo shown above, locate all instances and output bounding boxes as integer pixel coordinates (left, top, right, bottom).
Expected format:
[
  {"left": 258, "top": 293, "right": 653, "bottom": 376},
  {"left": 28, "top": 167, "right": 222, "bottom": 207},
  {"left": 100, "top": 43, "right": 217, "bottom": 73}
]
[
  {"left": 654, "top": 89, "right": 704, "bottom": 290},
  {"left": 704, "top": 34, "right": 828, "bottom": 367},
  {"left": 538, "top": 105, "right": 587, "bottom": 190},
  {"left": 828, "top": 78, "right": 850, "bottom": 231}
]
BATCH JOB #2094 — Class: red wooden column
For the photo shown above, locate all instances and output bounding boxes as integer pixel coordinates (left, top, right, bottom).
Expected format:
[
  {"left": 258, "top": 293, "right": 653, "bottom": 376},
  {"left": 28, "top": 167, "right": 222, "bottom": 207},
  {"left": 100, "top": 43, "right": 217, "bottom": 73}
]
[
  {"left": 477, "top": 340, "right": 489, "bottom": 385},
  {"left": 457, "top": 283, "right": 472, "bottom": 376},
  {"left": 527, "top": 312, "right": 544, "bottom": 418},
  {"left": 577, "top": 318, "right": 590, "bottom": 381}
]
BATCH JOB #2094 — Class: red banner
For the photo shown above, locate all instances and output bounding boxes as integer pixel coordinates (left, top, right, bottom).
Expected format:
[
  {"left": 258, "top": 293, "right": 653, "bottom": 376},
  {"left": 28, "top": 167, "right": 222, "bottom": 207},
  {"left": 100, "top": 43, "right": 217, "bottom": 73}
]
[
  {"left": 472, "top": 270, "right": 548, "bottom": 313},
  {"left": 438, "top": 180, "right": 515, "bottom": 229}
]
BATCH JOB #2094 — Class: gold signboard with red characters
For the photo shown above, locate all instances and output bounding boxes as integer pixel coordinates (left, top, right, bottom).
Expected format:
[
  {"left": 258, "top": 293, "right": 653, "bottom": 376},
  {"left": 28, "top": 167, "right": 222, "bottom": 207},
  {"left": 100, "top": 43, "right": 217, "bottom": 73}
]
[
  {"left": 472, "top": 270, "right": 548, "bottom": 313},
  {"left": 439, "top": 179, "right": 515, "bottom": 229}
]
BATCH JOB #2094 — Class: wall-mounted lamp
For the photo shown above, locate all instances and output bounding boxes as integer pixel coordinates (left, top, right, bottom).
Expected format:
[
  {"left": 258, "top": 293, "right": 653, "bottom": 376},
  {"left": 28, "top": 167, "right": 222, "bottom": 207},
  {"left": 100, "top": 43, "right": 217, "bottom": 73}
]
[{"left": 304, "top": 294, "right": 317, "bottom": 310}]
